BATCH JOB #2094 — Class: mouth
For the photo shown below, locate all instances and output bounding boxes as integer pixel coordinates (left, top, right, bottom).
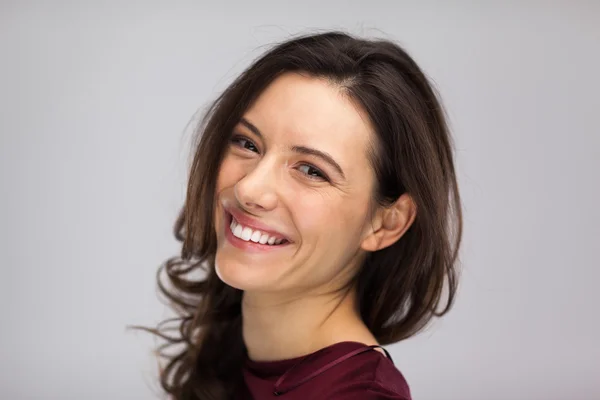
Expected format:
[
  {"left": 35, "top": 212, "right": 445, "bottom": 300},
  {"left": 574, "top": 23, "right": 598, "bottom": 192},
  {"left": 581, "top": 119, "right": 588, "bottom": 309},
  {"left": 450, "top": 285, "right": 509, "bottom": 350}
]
[{"left": 224, "top": 210, "right": 291, "bottom": 249}]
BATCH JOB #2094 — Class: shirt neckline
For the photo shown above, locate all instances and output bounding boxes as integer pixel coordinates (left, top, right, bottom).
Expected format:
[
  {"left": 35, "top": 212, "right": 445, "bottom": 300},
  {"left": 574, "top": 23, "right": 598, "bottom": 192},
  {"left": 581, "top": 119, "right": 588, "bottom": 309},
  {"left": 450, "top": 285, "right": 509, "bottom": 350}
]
[{"left": 244, "top": 341, "right": 381, "bottom": 377}]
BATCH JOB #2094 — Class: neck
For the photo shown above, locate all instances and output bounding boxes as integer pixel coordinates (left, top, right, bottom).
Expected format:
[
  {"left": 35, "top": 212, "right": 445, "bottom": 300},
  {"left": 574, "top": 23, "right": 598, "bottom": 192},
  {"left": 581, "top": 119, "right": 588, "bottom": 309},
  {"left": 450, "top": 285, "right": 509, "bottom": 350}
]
[{"left": 241, "top": 285, "right": 378, "bottom": 362}]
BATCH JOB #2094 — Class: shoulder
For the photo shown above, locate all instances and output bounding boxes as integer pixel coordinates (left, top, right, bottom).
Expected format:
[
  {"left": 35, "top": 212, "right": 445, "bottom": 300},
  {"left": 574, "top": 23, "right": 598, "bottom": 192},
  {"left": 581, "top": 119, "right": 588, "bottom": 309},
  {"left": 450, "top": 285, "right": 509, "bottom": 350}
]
[{"left": 323, "top": 347, "right": 412, "bottom": 400}]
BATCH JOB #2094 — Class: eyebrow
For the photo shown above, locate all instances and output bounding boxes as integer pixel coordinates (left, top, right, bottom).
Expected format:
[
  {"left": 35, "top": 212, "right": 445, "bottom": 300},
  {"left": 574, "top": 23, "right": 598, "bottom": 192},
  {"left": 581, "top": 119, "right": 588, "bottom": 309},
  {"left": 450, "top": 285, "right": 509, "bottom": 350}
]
[
  {"left": 238, "top": 117, "right": 346, "bottom": 179},
  {"left": 240, "top": 118, "right": 263, "bottom": 138}
]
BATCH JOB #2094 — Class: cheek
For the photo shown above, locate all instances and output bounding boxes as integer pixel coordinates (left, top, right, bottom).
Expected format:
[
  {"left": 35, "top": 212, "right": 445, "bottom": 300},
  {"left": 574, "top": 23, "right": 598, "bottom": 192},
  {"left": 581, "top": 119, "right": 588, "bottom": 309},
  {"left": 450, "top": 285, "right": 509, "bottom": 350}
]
[
  {"left": 292, "top": 192, "right": 371, "bottom": 245},
  {"left": 215, "top": 156, "right": 240, "bottom": 228},
  {"left": 216, "top": 154, "right": 244, "bottom": 191}
]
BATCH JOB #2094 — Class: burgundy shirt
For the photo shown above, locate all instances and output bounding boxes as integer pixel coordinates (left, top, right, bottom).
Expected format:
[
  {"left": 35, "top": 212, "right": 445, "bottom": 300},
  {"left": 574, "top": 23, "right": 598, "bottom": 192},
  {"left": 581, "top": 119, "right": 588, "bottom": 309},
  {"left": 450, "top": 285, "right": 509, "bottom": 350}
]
[{"left": 236, "top": 341, "right": 411, "bottom": 399}]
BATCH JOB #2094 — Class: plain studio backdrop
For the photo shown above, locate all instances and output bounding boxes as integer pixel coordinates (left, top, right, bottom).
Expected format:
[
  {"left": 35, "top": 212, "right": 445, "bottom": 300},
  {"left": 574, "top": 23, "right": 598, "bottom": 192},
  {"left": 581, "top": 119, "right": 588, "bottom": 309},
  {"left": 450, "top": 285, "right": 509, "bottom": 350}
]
[{"left": 1, "top": 1, "right": 598, "bottom": 399}]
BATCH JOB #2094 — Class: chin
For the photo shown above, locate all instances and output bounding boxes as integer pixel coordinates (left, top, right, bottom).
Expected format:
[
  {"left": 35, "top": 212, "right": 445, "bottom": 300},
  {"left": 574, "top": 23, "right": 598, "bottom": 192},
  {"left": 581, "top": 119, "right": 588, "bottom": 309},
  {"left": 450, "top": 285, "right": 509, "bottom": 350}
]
[{"left": 214, "top": 254, "right": 274, "bottom": 291}]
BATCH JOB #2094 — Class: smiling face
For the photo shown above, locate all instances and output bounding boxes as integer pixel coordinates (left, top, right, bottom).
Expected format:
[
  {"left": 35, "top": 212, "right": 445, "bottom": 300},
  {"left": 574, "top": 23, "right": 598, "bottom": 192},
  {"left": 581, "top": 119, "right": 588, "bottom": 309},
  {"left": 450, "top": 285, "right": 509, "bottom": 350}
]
[{"left": 214, "top": 72, "right": 379, "bottom": 296}]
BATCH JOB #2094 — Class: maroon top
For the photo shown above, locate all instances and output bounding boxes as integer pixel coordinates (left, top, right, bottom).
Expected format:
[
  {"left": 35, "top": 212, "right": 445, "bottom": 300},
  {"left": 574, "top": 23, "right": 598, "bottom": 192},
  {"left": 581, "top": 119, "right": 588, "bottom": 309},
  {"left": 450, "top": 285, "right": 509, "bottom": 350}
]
[{"left": 236, "top": 341, "right": 411, "bottom": 399}]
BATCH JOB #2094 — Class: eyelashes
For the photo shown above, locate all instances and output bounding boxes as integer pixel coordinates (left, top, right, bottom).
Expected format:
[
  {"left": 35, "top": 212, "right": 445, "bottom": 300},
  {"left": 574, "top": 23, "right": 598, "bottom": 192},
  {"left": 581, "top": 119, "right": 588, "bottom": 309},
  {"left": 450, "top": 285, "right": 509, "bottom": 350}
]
[
  {"left": 229, "top": 134, "right": 330, "bottom": 182},
  {"left": 296, "top": 164, "right": 328, "bottom": 181},
  {"left": 230, "top": 135, "right": 258, "bottom": 152}
]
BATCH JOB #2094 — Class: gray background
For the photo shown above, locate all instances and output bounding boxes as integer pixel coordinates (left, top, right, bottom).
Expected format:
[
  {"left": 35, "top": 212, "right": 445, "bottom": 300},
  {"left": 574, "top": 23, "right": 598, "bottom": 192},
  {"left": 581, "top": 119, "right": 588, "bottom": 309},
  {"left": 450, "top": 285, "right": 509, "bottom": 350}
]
[{"left": 1, "top": 1, "right": 599, "bottom": 399}]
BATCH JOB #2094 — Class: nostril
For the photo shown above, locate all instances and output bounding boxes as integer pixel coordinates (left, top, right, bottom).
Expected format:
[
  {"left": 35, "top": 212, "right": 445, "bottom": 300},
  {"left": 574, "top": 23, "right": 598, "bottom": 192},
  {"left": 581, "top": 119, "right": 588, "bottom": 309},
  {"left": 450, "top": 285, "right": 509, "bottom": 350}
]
[{"left": 245, "top": 201, "right": 266, "bottom": 211}]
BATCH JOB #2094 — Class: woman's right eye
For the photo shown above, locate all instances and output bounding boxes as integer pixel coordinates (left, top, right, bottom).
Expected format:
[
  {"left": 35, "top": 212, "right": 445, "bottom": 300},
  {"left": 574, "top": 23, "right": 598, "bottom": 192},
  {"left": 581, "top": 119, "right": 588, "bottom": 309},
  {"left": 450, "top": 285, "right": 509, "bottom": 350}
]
[{"left": 230, "top": 135, "right": 259, "bottom": 153}]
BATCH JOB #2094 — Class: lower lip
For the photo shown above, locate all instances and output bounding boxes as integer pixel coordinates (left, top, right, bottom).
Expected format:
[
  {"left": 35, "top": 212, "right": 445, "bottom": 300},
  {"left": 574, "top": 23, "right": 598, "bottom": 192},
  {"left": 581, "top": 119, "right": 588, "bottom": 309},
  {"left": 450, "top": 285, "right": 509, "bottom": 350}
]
[{"left": 224, "top": 212, "right": 291, "bottom": 252}]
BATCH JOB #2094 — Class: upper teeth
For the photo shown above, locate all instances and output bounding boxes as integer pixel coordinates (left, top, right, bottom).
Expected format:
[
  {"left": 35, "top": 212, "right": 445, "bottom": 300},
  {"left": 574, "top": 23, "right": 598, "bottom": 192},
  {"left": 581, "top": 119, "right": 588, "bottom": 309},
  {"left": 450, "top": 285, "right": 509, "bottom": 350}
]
[{"left": 230, "top": 218, "right": 284, "bottom": 245}]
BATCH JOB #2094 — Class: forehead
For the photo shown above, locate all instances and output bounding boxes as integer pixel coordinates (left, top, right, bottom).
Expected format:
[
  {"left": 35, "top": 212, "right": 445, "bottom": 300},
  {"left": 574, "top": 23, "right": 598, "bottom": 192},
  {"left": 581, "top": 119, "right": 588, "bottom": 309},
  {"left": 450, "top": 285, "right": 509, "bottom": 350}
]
[{"left": 244, "top": 73, "right": 376, "bottom": 173}]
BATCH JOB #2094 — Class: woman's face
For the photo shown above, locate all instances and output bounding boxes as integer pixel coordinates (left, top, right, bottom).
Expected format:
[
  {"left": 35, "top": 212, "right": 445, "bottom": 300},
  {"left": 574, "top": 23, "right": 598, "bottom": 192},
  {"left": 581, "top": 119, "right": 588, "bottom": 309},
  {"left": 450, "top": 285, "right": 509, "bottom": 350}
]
[{"left": 214, "top": 72, "right": 378, "bottom": 295}]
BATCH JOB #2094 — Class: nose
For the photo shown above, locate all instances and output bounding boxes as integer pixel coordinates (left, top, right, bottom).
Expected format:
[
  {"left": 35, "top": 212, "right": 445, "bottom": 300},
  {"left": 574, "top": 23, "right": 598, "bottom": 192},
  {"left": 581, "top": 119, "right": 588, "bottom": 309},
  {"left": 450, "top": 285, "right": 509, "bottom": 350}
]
[{"left": 234, "top": 157, "right": 279, "bottom": 212}]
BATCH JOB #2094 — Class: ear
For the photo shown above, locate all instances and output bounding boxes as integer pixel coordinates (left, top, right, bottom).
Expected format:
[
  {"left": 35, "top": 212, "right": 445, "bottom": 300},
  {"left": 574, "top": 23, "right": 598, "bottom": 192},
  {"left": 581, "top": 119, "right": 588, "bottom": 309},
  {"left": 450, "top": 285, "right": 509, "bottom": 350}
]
[{"left": 361, "top": 194, "right": 417, "bottom": 252}]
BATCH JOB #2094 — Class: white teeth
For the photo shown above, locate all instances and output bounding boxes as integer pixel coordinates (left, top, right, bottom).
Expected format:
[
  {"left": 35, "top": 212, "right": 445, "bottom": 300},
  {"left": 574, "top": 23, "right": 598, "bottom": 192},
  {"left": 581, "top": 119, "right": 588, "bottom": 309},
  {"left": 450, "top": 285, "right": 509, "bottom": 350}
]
[
  {"left": 259, "top": 234, "right": 269, "bottom": 244},
  {"left": 250, "top": 230, "right": 261, "bottom": 243},
  {"left": 241, "top": 227, "right": 253, "bottom": 241},
  {"left": 233, "top": 224, "right": 243, "bottom": 238},
  {"left": 229, "top": 217, "right": 285, "bottom": 245}
]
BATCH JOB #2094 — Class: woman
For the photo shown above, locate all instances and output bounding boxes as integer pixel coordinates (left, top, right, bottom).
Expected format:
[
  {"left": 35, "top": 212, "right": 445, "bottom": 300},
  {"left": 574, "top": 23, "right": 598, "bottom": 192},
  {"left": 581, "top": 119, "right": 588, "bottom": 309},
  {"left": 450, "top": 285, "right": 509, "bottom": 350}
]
[{"left": 148, "top": 31, "right": 462, "bottom": 399}]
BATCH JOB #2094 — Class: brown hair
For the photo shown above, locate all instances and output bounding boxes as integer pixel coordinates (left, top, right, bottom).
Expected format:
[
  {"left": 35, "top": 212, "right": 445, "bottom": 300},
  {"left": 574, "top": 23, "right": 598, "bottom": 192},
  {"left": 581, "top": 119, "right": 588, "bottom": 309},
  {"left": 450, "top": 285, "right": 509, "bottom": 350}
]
[{"left": 145, "top": 31, "right": 462, "bottom": 399}]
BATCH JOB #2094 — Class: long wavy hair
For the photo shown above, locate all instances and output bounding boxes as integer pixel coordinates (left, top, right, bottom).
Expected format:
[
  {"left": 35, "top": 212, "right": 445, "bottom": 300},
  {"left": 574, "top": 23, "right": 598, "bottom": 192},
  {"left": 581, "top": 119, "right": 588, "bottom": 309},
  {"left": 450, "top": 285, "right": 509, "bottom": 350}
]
[{"left": 145, "top": 31, "right": 463, "bottom": 399}]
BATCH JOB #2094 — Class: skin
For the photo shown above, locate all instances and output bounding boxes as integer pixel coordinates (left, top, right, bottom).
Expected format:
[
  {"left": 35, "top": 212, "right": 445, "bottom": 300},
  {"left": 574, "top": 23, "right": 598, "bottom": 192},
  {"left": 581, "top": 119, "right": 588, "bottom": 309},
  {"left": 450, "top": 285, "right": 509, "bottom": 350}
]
[{"left": 213, "top": 72, "right": 416, "bottom": 361}]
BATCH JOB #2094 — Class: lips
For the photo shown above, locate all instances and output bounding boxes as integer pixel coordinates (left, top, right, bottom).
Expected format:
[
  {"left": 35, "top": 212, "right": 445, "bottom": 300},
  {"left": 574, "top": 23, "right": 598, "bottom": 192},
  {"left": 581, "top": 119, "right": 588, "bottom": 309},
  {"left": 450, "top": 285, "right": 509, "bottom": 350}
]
[{"left": 223, "top": 206, "right": 292, "bottom": 246}]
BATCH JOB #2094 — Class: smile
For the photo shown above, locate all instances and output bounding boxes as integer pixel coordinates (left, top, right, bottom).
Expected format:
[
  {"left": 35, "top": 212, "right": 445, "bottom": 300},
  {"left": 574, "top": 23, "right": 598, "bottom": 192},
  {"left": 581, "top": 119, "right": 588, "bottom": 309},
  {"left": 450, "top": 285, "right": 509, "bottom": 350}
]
[
  {"left": 223, "top": 207, "right": 292, "bottom": 251},
  {"left": 230, "top": 217, "right": 288, "bottom": 245}
]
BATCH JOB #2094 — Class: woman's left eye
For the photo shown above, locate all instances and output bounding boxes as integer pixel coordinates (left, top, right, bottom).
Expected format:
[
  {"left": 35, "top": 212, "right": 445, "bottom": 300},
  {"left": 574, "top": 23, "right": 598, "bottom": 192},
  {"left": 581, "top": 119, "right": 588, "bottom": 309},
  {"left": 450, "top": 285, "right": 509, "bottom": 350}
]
[{"left": 297, "top": 164, "right": 328, "bottom": 181}]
